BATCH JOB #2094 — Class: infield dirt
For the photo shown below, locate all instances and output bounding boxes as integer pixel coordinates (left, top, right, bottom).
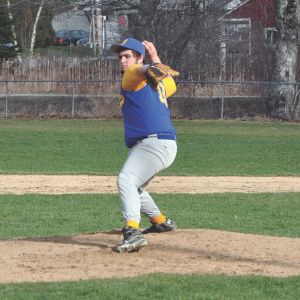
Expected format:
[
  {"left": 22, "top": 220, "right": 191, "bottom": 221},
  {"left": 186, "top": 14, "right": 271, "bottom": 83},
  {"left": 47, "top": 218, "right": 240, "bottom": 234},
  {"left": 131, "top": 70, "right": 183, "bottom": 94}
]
[{"left": 0, "top": 175, "right": 300, "bottom": 283}]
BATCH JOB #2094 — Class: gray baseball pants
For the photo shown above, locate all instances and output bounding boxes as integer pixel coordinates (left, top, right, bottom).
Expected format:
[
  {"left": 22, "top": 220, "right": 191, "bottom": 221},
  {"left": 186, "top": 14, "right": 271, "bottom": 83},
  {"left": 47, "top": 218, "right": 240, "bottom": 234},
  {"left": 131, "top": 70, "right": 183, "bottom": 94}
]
[{"left": 117, "top": 137, "right": 177, "bottom": 223}]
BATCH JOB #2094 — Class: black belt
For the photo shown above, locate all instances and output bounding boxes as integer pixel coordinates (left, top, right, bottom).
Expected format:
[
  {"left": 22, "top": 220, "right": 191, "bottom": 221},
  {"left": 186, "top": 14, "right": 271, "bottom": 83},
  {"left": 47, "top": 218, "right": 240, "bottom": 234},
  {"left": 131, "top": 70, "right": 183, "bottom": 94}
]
[{"left": 132, "top": 134, "right": 176, "bottom": 148}]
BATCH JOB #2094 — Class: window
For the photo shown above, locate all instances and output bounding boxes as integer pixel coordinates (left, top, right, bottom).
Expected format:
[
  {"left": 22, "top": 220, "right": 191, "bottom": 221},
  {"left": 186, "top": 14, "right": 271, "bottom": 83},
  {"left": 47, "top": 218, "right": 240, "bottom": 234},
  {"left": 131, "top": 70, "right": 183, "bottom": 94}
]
[
  {"left": 265, "top": 28, "right": 277, "bottom": 44},
  {"left": 72, "top": 31, "right": 81, "bottom": 37}
]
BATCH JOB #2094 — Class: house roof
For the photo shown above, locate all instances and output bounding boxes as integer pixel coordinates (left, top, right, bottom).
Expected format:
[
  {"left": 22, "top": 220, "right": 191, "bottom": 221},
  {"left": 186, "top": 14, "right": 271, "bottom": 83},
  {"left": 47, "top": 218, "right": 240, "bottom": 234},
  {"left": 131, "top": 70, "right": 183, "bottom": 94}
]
[
  {"left": 218, "top": 0, "right": 276, "bottom": 28},
  {"left": 224, "top": 0, "right": 250, "bottom": 12},
  {"left": 220, "top": 0, "right": 251, "bottom": 19}
]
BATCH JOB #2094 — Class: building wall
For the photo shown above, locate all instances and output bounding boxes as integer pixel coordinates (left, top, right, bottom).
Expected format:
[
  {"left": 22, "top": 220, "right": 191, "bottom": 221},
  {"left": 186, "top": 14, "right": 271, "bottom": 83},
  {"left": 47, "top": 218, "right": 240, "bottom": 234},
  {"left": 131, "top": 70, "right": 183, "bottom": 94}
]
[
  {"left": 52, "top": 9, "right": 122, "bottom": 48},
  {"left": 226, "top": 0, "right": 275, "bottom": 28},
  {"left": 220, "top": 0, "right": 276, "bottom": 81},
  {"left": 52, "top": 9, "right": 91, "bottom": 33}
]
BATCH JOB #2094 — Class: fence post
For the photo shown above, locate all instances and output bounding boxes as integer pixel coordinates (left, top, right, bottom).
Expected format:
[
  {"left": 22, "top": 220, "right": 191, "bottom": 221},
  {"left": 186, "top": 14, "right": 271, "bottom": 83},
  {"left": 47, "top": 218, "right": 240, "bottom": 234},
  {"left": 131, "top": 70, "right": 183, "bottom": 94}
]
[
  {"left": 221, "top": 82, "right": 225, "bottom": 119},
  {"left": 72, "top": 81, "right": 75, "bottom": 117},
  {"left": 5, "top": 81, "right": 8, "bottom": 118}
]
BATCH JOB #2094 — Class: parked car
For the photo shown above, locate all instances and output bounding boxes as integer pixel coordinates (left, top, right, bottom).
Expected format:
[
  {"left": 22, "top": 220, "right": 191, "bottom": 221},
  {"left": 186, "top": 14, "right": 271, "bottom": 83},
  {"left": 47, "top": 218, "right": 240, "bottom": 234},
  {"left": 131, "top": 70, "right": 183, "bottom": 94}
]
[
  {"left": 76, "top": 34, "right": 98, "bottom": 48},
  {"left": 76, "top": 35, "right": 90, "bottom": 46},
  {"left": 52, "top": 30, "right": 89, "bottom": 46},
  {"left": 0, "top": 43, "right": 14, "bottom": 47}
]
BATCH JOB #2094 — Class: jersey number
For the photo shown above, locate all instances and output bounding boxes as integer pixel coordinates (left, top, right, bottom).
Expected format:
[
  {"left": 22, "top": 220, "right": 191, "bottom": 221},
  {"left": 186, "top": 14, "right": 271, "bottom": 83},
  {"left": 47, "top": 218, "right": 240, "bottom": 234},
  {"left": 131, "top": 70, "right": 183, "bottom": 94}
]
[
  {"left": 119, "top": 95, "right": 124, "bottom": 108},
  {"left": 158, "top": 82, "right": 168, "bottom": 108}
]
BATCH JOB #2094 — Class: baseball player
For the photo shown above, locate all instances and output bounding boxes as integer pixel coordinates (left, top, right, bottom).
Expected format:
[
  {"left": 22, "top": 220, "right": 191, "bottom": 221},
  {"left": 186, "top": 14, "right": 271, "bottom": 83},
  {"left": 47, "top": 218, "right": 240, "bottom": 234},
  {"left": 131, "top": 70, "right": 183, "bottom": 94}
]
[{"left": 110, "top": 38, "right": 178, "bottom": 253}]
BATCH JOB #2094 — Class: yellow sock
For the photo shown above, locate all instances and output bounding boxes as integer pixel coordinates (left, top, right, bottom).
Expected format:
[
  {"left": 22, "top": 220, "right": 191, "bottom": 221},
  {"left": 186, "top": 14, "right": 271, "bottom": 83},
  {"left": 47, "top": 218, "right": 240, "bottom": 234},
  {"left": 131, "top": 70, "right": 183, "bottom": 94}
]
[
  {"left": 150, "top": 213, "right": 166, "bottom": 224},
  {"left": 126, "top": 220, "right": 139, "bottom": 229}
]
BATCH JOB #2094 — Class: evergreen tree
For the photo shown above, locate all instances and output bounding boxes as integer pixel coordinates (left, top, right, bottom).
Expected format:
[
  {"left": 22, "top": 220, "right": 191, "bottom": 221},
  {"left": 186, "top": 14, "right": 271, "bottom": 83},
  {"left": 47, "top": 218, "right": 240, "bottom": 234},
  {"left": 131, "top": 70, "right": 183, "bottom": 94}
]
[
  {"left": 35, "top": 7, "right": 56, "bottom": 48},
  {"left": 0, "top": 6, "right": 18, "bottom": 64}
]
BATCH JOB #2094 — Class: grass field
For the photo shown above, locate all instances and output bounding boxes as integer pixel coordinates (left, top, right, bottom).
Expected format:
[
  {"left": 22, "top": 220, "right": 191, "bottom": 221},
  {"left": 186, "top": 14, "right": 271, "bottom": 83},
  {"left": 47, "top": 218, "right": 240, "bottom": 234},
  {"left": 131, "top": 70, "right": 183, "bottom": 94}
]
[
  {"left": 1, "top": 193, "right": 300, "bottom": 239},
  {"left": 1, "top": 274, "right": 300, "bottom": 300},
  {"left": 27, "top": 45, "right": 97, "bottom": 58},
  {"left": 0, "top": 119, "right": 300, "bottom": 299},
  {"left": 0, "top": 118, "right": 300, "bottom": 176}
]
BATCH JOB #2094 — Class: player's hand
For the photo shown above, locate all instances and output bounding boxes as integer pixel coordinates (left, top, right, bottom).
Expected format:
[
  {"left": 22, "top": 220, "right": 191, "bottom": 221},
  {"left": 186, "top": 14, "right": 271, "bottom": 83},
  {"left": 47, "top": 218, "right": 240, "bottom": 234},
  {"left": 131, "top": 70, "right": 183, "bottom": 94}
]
[{"left": 142, "top": 41, "right": 161, "bottom": 64}]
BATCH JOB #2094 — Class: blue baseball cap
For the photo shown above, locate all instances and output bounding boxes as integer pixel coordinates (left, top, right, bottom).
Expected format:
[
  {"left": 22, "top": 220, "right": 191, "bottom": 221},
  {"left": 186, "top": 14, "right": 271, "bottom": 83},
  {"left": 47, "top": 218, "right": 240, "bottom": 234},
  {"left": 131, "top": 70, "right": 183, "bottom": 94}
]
[{"left": 110, "top": 38, "right": 145, "bottom": 57}]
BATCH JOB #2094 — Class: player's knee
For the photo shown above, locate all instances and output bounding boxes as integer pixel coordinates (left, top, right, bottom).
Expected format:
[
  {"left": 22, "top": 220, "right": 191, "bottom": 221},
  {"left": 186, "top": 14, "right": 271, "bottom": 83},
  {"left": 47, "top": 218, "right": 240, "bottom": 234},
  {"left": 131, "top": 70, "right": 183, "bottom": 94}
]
[{"left": 117, "top": 172, "right": 134, "bottom": 189}]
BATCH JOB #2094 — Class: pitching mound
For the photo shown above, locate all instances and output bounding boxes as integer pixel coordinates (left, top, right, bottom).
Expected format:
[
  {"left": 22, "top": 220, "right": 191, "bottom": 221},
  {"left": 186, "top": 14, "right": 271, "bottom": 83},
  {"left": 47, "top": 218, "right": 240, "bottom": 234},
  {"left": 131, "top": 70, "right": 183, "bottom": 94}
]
[
  {"left": 1, "top": 229, "right": 300, "bottom": 283},
  {"left": 1, "top": 175, "right": 300, "bottom": 283}
]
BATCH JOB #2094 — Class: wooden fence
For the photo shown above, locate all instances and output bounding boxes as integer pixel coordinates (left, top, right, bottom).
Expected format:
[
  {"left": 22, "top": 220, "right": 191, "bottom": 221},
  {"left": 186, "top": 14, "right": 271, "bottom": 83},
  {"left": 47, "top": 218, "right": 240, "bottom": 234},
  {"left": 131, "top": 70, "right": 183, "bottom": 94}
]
[{"left": 0, "top": 56, "right": 121, "bottom": 82}]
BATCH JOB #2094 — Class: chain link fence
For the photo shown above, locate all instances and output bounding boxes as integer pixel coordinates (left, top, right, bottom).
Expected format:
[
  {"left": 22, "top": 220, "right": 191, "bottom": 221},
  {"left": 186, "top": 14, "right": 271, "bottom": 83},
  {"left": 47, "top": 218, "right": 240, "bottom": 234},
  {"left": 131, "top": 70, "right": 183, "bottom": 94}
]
[{"left": 0, "top": 79, "right": 296, "bottom": 120}]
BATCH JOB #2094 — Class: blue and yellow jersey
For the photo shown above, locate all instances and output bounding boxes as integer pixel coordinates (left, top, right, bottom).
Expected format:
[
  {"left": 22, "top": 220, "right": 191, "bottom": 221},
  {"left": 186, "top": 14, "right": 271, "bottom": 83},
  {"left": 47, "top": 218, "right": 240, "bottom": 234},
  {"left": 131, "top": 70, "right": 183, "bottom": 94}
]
[{"left": 120, "top": 64, "right": 177, "bottom": 148}]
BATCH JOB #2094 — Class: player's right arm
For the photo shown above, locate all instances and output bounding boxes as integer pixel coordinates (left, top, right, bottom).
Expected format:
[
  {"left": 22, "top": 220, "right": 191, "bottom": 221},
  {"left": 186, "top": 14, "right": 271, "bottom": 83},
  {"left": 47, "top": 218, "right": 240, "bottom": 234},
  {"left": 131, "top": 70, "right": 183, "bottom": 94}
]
[{"left": 122, "top": 64, "right": 146, "bottom": 92}]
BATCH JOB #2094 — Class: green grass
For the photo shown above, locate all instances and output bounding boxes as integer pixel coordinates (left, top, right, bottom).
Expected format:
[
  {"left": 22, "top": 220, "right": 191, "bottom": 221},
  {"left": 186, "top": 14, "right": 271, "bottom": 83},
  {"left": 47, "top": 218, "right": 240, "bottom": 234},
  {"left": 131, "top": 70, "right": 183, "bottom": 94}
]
[
  {"left": 26, "top": 46, "right": 116, "bottom": 58},
  {"left": 174, "top": 120, "right": 300, "bottom": 176},
  {"left": 1, "top": 274, "right": 300, "bottom": 300},
  {"left": 0, "top": 119, "right": 124, "bottom": 175},
  {"left": 27, "top": 46, "right": 94, "bottom": 58},
  {"left": 1, "top": 119, "right": 300, "bottom": 297},
  {"left": 0, "top": 118, "right": 300, "bottom": 176},
  {"left": 0, "top": 193, "right": 299, "bottom": 239}
]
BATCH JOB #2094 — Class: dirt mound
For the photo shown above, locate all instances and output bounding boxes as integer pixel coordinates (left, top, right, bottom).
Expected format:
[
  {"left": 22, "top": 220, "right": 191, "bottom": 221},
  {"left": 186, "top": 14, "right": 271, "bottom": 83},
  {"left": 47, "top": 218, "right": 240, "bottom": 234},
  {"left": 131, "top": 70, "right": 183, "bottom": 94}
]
[
  {"left": 1, "top": 229, "right": 299, "bottom": 283},
  {"left": 1, "top": 175, "right": 300, "bottom": 194}
]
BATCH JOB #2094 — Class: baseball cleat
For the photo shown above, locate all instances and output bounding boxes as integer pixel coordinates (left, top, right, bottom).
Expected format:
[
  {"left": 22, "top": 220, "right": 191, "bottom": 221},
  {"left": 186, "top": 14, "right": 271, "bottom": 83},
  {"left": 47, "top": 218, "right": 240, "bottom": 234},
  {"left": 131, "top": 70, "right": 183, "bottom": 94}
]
[
  {"left": 142, "top": 218, "right": 177, "bottom": 234},
  {"left": 116, "top": 226, "right": 147, "bottom": 253}
]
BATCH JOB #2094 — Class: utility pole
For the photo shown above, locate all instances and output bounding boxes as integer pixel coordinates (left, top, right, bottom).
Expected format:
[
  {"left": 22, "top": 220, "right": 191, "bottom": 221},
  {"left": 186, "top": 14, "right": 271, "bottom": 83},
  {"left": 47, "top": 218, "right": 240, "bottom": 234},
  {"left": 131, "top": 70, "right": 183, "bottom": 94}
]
[
  {"left": 91, "top": 0, "right": 96, "bottom": 56},
  {"left": 95, "top": 0, "right": 103, "bottom": 56}
]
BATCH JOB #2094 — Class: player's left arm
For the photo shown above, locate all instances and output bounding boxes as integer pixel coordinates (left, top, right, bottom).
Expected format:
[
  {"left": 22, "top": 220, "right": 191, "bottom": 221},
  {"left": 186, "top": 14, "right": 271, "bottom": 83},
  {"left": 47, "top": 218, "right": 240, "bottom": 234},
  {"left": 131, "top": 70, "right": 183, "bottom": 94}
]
[
  {"left": 132, "top": 65, "right": 177, "bottom": 97},
  {"left": 122, "top": 63, "right": 175, "bottom": 92}
]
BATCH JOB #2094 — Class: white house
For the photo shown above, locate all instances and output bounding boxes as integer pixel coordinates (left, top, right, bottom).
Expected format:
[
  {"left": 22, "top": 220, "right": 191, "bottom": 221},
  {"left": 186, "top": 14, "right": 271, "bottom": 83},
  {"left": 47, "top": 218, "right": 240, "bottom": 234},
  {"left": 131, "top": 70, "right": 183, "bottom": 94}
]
[
  {"left": 52, "top": 3, "right": 122, "bottom": 49},
  {"left": 52, "top": 7, "right": 91, "bottom": 33}
]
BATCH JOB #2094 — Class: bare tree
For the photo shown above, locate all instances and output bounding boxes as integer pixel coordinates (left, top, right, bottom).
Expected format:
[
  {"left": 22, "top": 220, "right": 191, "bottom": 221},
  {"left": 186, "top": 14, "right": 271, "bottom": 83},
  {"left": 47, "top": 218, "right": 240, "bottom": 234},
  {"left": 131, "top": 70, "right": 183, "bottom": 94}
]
[
  {"left": 6, "top": 0, "right": 19, "bottom": 50},
  {"left": 101, "top": 0, "right": 225, "bottom": 79},
  {"left": 267, "top": 0, "right": 300, "bottom": 120},
  {"left": 29, "top": 0, "right": 44, "bottom": 60}
]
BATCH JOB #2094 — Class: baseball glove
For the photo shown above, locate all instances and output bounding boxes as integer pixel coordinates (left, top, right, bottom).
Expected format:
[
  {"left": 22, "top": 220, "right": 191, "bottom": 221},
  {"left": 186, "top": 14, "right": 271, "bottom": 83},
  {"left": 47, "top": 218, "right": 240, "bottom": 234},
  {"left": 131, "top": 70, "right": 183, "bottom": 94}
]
[{"left": 145, "top": 63, "right": 180, "bottom": 91}]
